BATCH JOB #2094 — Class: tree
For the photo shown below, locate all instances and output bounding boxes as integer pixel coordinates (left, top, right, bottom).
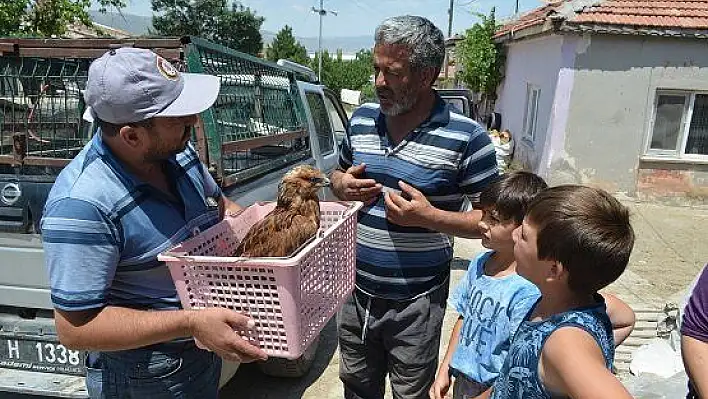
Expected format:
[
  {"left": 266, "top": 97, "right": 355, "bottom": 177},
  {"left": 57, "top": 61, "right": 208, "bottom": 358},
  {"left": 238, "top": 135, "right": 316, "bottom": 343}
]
[
  {"left": 456, "top": 8, "right": 505, "bottom": 103},
  {"left": 265, "top": 25, "right": 308, "bottom": 65},
  {"left": 0, "top": 0, "right": 125, "bottom": 37},
  {"left": 0, "top": 0, "right": 26, "bottom": 36},
  {"left": 151, "top": 0, "right": 264, "bottom": 56},
  {"left": 313, "top": 49, "right": 373, "bottom": 100}
]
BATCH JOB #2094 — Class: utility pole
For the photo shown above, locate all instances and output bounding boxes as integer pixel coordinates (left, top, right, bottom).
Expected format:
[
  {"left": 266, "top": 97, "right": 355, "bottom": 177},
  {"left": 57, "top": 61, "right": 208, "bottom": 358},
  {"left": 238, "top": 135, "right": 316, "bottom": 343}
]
[
  {"left": 515, "top": 0, "right": 520, "bottom": 15},
  {"left": 312, "top": 0, "right": 337, "bottom": 82},
  {"left": 447, "top": 0, "right": 454, "bottom": 38},
  {"left": 443, "top": 0, "right": 454, "bottom": 80}
]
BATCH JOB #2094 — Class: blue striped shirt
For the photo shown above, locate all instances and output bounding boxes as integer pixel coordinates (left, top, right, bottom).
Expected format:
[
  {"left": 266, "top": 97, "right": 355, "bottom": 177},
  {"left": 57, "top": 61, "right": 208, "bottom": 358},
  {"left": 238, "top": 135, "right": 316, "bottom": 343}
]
[
  {"left": 41, "top": 133, "right": 222, "bottom": 311},
  {"left": 339, "top": 97, "right": 498, "bottom": 299}
]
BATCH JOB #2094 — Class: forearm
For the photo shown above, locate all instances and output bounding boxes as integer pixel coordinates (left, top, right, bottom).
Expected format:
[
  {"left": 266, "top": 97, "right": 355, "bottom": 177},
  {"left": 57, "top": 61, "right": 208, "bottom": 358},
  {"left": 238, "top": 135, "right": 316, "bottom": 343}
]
[
  {"left": 425, "top": 208, "right": 483, "bottom": 239},
  {"left": 440, "top": 318, "right": 463, "bottom": 370},
  {"left": 682, "top": 335, "right": 708, "bottom": 396},
  {"left": 55, "top": 306, "right": 194, "bottom": 351},
  {"left": 612, "top": 325, "right": 634, "bottom": 347},
  {"left": 601, "top": 292, "right": 635, "bottom": 346}
]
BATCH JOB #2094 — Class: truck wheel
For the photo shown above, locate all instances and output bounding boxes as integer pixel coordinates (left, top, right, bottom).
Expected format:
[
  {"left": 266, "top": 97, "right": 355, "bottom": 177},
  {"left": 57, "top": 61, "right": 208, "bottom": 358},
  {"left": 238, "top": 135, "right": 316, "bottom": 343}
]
[{"left": 257, "top": 334, "right": 320, "bottom": 378}]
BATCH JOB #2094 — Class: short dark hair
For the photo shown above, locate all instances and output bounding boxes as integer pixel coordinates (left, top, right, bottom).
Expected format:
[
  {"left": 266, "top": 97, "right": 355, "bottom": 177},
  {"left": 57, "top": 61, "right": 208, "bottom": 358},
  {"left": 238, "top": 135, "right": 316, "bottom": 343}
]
[
  {"left": 479, "top": 171, "right": 548, "bottom": 224},
  {"left": 526, "top": 185, "right": 635, "bottom": 294},
  {"left": 97, "top": 118, "right": 153, "bottom": 137}
]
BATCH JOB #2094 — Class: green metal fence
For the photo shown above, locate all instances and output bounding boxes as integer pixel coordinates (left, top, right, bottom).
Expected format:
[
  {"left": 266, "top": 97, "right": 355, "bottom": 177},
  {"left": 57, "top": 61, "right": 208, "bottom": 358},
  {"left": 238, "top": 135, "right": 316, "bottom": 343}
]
[
  {"left": 0, "top": 37, "right": 311, "bottom": 185},
  {"left": 0, "top": 56, "right": 92, "bottom": 171},
  {"left": 184, "top": 37, "right": 309, "bottom": 186}
]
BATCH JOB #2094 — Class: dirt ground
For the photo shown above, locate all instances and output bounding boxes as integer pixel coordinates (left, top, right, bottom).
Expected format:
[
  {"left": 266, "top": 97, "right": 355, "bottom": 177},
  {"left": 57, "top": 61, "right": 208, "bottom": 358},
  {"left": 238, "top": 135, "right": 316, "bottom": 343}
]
[{"left": 605, "top": 202, "right": 708, "bottom": 307}]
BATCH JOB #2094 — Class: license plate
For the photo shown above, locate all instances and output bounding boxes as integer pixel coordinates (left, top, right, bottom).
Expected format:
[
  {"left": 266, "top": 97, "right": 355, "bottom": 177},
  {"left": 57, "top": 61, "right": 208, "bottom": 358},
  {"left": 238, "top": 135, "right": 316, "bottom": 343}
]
[{"left": 0, "top": 338, "right": 86, "bottom": 376}]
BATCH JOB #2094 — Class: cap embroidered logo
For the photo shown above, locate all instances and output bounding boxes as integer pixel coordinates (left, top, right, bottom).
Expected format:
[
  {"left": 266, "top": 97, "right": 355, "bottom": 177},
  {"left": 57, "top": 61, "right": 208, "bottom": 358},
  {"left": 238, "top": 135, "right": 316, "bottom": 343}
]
[{"left": 157, "top": 57, "right": 179, "bottom": 80}]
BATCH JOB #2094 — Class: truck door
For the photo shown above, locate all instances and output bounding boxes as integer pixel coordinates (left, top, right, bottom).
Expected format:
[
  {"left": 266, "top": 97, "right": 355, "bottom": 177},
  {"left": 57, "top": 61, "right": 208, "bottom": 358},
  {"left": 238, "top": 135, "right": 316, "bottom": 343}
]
[{"left": 297, "top": 82, "right": 339, "bottom": 175}]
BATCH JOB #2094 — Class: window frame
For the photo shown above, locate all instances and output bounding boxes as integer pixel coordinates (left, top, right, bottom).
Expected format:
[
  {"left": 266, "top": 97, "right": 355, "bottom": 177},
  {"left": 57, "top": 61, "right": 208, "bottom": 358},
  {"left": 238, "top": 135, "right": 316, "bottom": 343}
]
[
  {"left": 304, "top": 91, "right": 335, "bottom": 157},
  {"left": 646, "top": 90, "right": 708, "bottom": 161},
  {"left": 441, "top": 96, "right": 469, "bottom": 117},
  {"left": 322, "top": 89, "right": 348, "bottom": 145},
  {"left": 522, "top": 84, "right": 540, "bottom": 142}
]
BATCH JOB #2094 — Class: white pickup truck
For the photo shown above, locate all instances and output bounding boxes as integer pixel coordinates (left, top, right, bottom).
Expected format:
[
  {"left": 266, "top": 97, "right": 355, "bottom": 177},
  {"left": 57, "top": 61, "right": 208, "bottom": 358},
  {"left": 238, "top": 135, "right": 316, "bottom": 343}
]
[{"left": 0, "top": 36, "right": 349, "bottom": 397}]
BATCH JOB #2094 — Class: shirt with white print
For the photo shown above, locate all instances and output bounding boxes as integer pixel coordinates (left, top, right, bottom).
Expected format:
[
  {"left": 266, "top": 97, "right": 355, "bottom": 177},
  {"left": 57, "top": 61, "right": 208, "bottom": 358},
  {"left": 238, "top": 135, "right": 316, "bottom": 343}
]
[{"left": 448, "top": 250, "right": 540, "bottom": 385}]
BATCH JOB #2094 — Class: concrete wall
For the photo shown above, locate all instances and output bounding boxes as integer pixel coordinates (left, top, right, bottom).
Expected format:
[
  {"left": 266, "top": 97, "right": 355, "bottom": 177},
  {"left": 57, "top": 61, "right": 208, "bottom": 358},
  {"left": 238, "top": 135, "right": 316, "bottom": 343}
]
[
  {"left": 495, "top": 34, "right": 566, "bottom": 172},
  {"left": 560, "top": 34, "right": 708, "bottom": 201},
  {"left": 636, "top": 161, "right": 708, "bottom": 205}
]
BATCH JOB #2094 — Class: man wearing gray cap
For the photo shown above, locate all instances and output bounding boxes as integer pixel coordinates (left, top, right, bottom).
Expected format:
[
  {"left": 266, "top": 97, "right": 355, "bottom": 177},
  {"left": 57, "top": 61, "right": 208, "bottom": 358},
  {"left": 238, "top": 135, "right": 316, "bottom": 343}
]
[{"left": 40, "top": 47, "right": 267, "bottom": 398}]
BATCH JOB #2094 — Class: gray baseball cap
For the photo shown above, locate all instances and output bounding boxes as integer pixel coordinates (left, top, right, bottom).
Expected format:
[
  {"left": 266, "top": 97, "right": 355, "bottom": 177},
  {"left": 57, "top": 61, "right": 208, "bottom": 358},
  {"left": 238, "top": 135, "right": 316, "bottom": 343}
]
[{"left": 83, "top": 47, "right": 220, "bottom": 124}]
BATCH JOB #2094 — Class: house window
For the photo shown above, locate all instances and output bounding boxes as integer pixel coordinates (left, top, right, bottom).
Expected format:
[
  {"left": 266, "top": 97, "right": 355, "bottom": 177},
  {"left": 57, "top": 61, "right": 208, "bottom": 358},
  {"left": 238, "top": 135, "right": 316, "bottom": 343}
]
[
  {"left": 522, "top": 84, "right": 540, "bottom": 141},
  {"left": 648, "top": 91, "right": 708, "bottom": 158}
]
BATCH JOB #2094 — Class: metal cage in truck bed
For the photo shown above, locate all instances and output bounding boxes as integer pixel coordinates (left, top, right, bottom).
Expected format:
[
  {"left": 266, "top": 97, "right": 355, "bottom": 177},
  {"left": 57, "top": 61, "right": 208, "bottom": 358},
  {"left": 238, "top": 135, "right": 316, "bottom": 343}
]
[
  {"left": 0, "top": 36, "right": 310, "bottom": 189},
  {"left": 184, "top": 37, "right": 310, "bottom": 186}
]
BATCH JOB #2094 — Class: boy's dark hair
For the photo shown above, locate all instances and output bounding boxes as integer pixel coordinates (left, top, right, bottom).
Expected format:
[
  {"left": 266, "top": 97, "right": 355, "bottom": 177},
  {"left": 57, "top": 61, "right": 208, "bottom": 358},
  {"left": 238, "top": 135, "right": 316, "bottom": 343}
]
[
  {"left": 526, "top": 185, "right": 635, "bottom": 295},
  {"left": 479, "top": 171, "right": 548, "bottom": 224}
]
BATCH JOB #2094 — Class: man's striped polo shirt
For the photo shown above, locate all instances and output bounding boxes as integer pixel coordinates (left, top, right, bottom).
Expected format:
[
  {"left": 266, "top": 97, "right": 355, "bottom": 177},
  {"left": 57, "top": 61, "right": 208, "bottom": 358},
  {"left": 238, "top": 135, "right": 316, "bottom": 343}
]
[
  {"left": 41, "top": 133, "right": 222, "bottom": 311},
  {"left": 339, "top": 96, "right": 498, "bottom": 300}
]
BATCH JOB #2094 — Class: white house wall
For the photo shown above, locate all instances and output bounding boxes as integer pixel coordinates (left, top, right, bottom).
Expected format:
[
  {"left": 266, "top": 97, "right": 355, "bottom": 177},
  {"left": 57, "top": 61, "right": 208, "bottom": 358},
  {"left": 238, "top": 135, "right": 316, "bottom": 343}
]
[
  {"left": 564, "top": 34, "right": 708, "bottom": 198},
  {"left": 495, "top": 34, "right": 566, "bottom": 172}
]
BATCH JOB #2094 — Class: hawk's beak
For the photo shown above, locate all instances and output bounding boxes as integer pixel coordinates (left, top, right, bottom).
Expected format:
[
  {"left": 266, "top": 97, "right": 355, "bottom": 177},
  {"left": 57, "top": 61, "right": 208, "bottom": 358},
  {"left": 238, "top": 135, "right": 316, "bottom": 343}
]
[{"left": 314, "top": 176, "right": 331, "bottom": 187}]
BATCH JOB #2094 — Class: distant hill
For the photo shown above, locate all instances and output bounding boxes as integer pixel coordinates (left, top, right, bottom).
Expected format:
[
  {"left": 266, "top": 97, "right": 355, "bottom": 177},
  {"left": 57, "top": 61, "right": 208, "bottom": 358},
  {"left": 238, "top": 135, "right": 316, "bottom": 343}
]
[
  {"left": 89, "top": 11, "right": 373, "bottom": 53},
  {"left": 261, "top": 31, "right": 372, "bottom": 54},
  {"left": 89, "top": 11, "right": 153, "bottom": 35}
]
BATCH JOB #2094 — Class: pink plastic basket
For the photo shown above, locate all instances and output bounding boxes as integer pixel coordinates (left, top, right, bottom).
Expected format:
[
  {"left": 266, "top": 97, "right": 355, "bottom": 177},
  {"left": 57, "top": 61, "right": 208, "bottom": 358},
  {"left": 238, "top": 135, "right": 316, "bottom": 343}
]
[{"left": 158, "top": 201, "right": 362, "bottom": 359}]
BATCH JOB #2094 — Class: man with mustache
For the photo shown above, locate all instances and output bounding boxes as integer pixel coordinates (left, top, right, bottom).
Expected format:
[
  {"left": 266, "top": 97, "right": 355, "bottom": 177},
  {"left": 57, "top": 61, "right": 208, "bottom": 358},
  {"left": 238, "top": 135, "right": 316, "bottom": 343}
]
[
  {"left": 41, "top": 48, "right": 267, "bottom": 398},
  {"left": 330, "top": 15, "right": 499, "bottom": 399}
]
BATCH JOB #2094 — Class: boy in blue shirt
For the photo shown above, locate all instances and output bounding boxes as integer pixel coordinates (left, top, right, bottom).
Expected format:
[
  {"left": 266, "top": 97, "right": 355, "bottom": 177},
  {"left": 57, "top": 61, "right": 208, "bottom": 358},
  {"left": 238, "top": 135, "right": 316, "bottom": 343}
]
[
  {"left": 431, "top": 174, "right": 635, "bottom": 399},
  {"left": 490, "top": 185, "right": 635, "bottom": 398},
  {"left": 431, "top": 171, "right": 547, "bottom": 399}
]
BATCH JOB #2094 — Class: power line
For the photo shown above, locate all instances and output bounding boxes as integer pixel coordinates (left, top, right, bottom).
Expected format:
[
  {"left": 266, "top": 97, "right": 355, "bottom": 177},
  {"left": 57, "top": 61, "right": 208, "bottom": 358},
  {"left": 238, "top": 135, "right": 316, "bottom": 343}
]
[
  {"left": 455, "top": 2, "right": 476, "bottom": 14},
  {"left": 351, "top": 0, "right": 372, "bottom": 13},
  {"left": 456, "top": 0, "right": 477, "bottom": 9}
]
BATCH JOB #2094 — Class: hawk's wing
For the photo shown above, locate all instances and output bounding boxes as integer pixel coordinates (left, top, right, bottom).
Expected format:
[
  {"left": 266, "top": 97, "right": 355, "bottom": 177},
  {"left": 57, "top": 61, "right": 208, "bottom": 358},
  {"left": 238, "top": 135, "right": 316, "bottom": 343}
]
[{"left": 234, "top": 211, "right": 319, "bottom": 258}]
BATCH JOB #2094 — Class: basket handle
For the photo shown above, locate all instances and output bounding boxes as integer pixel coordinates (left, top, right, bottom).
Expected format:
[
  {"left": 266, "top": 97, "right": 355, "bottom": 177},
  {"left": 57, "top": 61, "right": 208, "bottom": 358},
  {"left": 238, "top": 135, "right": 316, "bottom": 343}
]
[
  {"left": 164, "top": 252, "right": 253, "bottom": 263},
  {"left": 224, "top": 208, "right": 245, "bottom": 219},
  {"left": 224, "top": 201, "right": 272, "bottom": 219},
  {"left": 341, "top": 200, "right": 363, "bottom": 216}
]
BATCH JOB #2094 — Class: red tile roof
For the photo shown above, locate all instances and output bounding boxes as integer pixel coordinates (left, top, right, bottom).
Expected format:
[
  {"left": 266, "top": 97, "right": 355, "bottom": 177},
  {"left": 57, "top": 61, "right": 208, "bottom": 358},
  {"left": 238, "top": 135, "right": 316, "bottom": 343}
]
[
  {"left": 495, "top": 2, "right": 563, "bottom": 37},
  {"left": 574, "top": 1, "right": 708, "bottom": 28},
  {"left": 495, "top": 0, "right": 708, "bottom": 39}
]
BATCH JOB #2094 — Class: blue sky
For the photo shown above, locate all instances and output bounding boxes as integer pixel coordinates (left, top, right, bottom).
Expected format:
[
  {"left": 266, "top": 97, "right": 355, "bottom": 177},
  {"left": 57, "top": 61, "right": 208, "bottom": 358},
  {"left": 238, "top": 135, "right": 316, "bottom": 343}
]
[{"left": 117, "top": 0, "right": 542, "bottom": 37}]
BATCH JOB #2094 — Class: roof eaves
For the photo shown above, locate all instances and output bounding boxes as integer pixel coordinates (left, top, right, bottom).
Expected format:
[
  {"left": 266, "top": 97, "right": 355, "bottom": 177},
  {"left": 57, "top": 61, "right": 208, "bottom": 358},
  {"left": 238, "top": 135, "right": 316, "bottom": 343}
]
[
  {"left": 494, "top": 0, "right": 591, "bottom": 43},
  {"left": 495, "top": 15, "right": 564, "bottom": 43},
  {"left": 561, "top": 21, "right": 708, "bottom": 38}
]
